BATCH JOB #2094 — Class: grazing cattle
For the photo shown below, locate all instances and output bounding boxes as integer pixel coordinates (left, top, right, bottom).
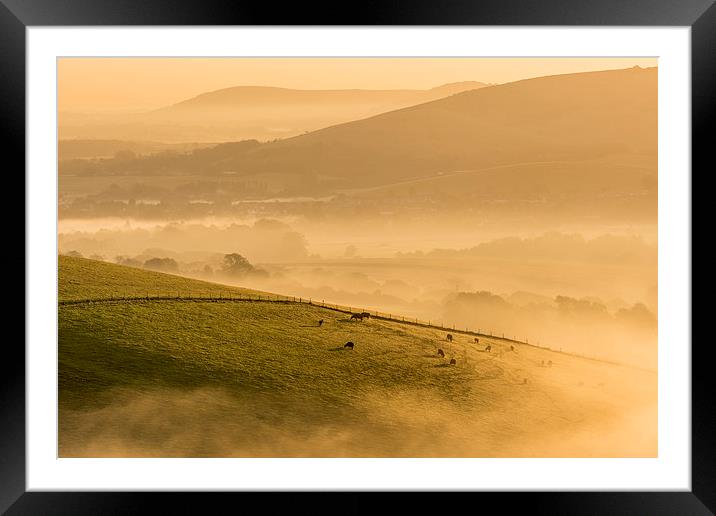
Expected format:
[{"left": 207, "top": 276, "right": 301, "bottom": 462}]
[
  {"left": 344, "top": 341, "right": 355, "bottom": 350},
  {"left": 437, "top": 349, "right": 445, "bottom": 358},
  {"left": 485, "top": 344, "right": 492, "bottom": 352},
  {"left": 510, "top": 345, "right": 514, "bottom": 352},
  {"left": 350, "top": 313, "right": 364, "bottom": 321},
  {"left": 360, "top": 312, "right": 371, "bottom": 319},
  {"left": 318, "top": 319, "right": 324, "bottom": 327},
  {"left": 450, "top": 358, "right": 457, "bottom": 365},
  {"left": 474, "top": 337, "right": 480, "bottom": 344},
  {"left": 446, "top": 334, "right": 453, "bottom": 342}
]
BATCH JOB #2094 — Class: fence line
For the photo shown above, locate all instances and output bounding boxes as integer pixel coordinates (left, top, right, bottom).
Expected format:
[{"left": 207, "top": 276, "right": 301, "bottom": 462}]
[
  {"left": 58, "top": 292, "right": 646, "bottom": 367},
  {"left": 59, "top": 292, "right": 539, "bottom": 348},
  {"left": 58, "top": 290, "right": 649, "bottom": 372}
]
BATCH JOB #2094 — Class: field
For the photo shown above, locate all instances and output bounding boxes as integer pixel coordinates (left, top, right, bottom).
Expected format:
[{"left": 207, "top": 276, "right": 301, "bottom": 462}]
[{"left": 59, "top": 256, "right": 657, "bottom": 457}]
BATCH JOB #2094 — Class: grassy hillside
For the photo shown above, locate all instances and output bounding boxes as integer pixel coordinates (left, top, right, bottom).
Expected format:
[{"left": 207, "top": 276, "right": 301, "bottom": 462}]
[
  {"left": 59, "top": 255, "right": 268, "bottom": 301},
  {"left": 58, "top": 256, "right": 657, "bottom": 457}
]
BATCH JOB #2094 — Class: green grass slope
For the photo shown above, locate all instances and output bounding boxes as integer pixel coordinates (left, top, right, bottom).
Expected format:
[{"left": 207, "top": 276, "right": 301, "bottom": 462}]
[
  {"left": 58, "top": 256, "right": 657, "bottom": 457},
  {"left": 59, "top": 255, "right": 265, "bottom": 301}
]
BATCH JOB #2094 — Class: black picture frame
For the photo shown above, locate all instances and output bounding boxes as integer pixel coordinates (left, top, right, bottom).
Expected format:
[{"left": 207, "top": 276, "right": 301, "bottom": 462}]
[{"left": 4, "top": 1, "right": 711, "bottom": 513}]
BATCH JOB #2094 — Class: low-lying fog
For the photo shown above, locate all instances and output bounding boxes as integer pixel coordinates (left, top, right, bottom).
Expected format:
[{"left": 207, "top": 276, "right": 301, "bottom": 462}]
[{"left": 59, "top": 214, "right": 657, "bottom": 369}]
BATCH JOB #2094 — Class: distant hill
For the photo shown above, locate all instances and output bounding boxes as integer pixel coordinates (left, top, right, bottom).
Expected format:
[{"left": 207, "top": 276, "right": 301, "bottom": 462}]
[
  {"left": 160, "top": 82, "right": 489, "bottom": 112},
  {"left": 59, "top": 255, "right": 656, "bottom": 457},
  {"left": 64, "top": 67, "right": 655, "bottom": 185},
  {"left": 58, "top": 82, "right": 489, "bottom": 143}
]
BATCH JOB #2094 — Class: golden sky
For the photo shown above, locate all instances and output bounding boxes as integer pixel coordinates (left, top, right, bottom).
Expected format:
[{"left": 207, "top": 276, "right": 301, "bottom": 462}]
[{"left": 58, "top": 57, "right": 657, "bottom": 112}]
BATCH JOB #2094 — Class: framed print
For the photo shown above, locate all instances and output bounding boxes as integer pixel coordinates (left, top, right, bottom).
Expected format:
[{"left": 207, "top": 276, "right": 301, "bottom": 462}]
[{"left": 5, "top": 0, "right": 712, "bottom": 513}]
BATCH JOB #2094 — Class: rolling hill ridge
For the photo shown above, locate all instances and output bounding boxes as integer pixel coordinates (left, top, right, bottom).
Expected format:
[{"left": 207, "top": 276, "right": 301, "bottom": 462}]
[
  {"left": 61, "top": 67, "right": 657, "bottom": 190},
  {"left": 58, "top": 82, "right": 490, "bottom": 143}
]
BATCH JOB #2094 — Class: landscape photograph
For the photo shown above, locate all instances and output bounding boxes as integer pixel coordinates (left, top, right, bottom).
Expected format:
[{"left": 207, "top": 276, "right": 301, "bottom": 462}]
[{"left": 58, "top": 57, "right": 658, "bottom": 458}]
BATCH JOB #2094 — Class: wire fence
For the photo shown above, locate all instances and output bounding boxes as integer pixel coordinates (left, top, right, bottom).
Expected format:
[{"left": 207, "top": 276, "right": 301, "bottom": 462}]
[
  {"left": 58, "top": 291, "right": 644, "bottom": 367},
  {"left": 59, "top": 291, "right": 539, "bottom": 348},
  {"left": 59, "top": 293, "right": 642, "bottom": 367}
]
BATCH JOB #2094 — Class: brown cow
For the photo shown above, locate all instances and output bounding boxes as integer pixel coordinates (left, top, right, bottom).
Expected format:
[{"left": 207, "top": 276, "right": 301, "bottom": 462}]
[
  {"left": 437, "top": 349, "right": 445, "bottom": 358},
  {"left": 344, "top": 341, "right": 355, "bottom": 350},
  {"left": 350, "top": 313, "right": 363, "bottom": 321},
  {"left": 474, "top": 337, "right": 480, "bottom": 344},
  {"left": 446, "top": 334, "right": 453, "bottom": 342},
  {"left": 318, "top": 319, "right": 324, "bottom": 327},
  {"left": 450, "top": 358, "right": 457, "bottom": 365},
  {"left": 485, "top": 344, "right": 492, "bottom": 352},
  {"left": 361, "top": 312, "right": 371, "bottom": 319}
]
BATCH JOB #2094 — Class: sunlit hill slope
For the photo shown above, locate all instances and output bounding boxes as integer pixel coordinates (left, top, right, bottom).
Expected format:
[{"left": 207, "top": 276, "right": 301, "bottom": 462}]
[{"left": 58, "top": 256, "right": 657, "bottom": 457}]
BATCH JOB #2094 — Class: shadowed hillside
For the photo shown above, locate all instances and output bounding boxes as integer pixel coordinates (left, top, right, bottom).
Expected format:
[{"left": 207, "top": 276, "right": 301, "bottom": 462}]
[{"left": 234, "top": 66, "right": 656, "bottom": 182}]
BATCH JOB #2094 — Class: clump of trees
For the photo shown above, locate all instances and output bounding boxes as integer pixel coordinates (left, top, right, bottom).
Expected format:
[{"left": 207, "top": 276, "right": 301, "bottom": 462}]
[
  {"left": 221, "top": 253, "right": 255, "bottom": 276},
  {"left": 143, "top": 257, "right": 179, "bottom": 273},
  {"left": 220, "top": 253, "right": 268, "bottom": 279}
]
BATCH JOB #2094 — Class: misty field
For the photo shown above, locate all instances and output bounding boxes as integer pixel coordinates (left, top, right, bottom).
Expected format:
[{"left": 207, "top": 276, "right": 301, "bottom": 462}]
[{"left": 59, "top": 256, "right": 656, "bottom": 457}]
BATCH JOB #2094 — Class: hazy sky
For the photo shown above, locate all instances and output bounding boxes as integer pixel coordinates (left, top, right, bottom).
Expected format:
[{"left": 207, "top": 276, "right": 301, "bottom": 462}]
[{"left": 58, "top": 57, "right": 657, "bottom": 112}]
